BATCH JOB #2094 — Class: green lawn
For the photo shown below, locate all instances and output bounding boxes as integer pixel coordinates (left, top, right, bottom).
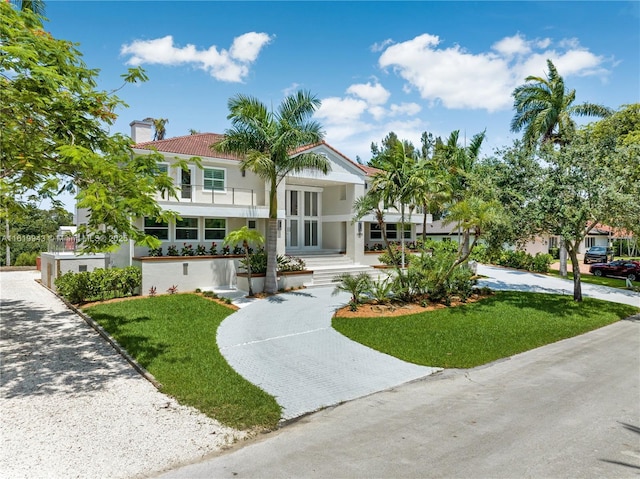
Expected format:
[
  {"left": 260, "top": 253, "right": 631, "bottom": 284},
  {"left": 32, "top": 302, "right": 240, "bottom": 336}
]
[
  {"left": 83, "top": 294, "right": 281, "bottom": 430},
  {"left": 547, "top": 269, "right": 633, "bottom": 289},
  {"left": 333, "top": 292, "right": 638, "bottom": 369}
]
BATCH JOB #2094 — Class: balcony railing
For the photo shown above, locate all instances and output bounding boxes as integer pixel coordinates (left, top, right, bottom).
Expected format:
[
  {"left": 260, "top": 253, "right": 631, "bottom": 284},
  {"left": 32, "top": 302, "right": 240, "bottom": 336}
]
[
  {"left": 158, "top": 185, "right": 265, "bottom": 207},
  {"left": 48, "top": 236, "right": 79, "bottom": 253}
]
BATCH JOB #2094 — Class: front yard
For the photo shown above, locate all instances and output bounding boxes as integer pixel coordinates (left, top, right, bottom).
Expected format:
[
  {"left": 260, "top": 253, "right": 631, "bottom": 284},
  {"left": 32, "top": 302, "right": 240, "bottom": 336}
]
[
  {"left": 332, "top": 291, "right": 639, "bottom": 368},
  {"left": 83, "top": 294, "right": 281, "bottom": 430}
]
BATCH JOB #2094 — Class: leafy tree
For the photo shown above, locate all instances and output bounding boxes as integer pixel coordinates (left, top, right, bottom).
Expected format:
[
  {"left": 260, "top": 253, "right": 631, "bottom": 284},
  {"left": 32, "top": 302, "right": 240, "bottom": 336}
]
[
  {"left": 1, "top": 204, "right": 72, "bottom": 266},
  {"left": 510, "top": 59, "right": 612, "bottom": 276},
  {"left": 224, "top": 226, "right": 265, "bottom": 297},
  {"left": 510, "top": 59, "right": 612, "bottom": 148},
  {"left": 1, "top": 4, "right": 181, "bottom": 256},
  {"left": 213, "top": 91, "right": 331, "bottom": 294}
]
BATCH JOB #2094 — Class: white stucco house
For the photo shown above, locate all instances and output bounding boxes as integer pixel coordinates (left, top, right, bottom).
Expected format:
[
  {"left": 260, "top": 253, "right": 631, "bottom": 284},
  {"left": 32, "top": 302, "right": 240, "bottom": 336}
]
[{"left": 67, "top": 120, "right": 421, "bottom": 293}]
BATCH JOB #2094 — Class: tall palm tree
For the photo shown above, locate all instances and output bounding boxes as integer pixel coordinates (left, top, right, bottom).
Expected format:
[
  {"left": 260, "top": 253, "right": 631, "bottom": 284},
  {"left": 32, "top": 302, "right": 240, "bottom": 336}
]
[
  {"left": 434, "top": 130, "right": 486, "bottom": 258},
  {"left": 12, "top": 0, "right": 45, "bottom": 15},
  {"left": 223, "top": 226, "right": 264, "bottom": 297},
  {"left": 369, "top": 138, "right": 417, "bottom": 269},
  {"left": 213, "top": 91, "right": 330, "bottom": 294},
  {"left": 511, "top": 59, "right": 611, "bottom": 278},
  {"left": 511, "top": 59, "right": 612, "bottom": 149}
]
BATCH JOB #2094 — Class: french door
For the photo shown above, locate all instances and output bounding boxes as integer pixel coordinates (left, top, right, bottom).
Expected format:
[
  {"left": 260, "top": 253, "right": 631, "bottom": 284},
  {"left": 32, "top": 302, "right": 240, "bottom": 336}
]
[{"left": 286, "top": 189, "right": 321, "bottom": 250}]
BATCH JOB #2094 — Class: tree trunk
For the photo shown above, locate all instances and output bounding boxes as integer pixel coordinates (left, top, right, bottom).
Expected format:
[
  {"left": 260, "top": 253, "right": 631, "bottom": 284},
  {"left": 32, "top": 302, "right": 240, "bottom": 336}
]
[
  {"left": 264, "top": 218, "right": 278, "bottom": 294},
  {"left": 422, "top": 209, "right": 427, "bottom": 244},
  {"left": 568, "top": 244, "right": 582, "bottom": 302},
  {"left": 559, "top": 241, "right": 568, "bottom": 277},
  {"left": 244, "top": 246, "right": 254, "bottom": 297}
]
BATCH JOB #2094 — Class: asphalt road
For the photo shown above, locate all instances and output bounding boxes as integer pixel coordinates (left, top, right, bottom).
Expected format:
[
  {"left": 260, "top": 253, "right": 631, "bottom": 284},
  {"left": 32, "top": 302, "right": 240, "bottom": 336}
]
[{"left": 156, "top": 316, "right": 640, "bottom": 479}]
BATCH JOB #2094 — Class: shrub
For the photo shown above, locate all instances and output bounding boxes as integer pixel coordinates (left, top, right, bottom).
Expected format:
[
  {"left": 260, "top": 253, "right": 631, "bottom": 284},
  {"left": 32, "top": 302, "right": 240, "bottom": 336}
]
[
  {"left": 14, "top": 251, "right": 38, "bottom": 266},
  {"left": 332, "top": 272, "right": 371, "bottom": 308},
  {"left": 167, "top": 244, "right": 179, "bottom": 256},
  {"left": 378, "top": 243, "right": 414, "bottom": 266},
  {"left": 277, "top": 254, "right": 306, "bottom": 272},
  {"left": 195, "top": 244, "right": 207, "bottom": 256},
  {"left": 54, "top": 266, "right": 142, "bottom": 303},
  {"left": 208, "top": 242, "right": 218, "bottom": 255},
  {"left": 548, "top": 247, "right": 560, "bottom": 260},
  {"left": 531, "top": 253, "right": 553, "bottom": 273},
  {"left": 148, "top": 247, "right": 163, "bottom": 257},
  {"left": 181, "top": 243, "right": 194, "bottom": 256}
]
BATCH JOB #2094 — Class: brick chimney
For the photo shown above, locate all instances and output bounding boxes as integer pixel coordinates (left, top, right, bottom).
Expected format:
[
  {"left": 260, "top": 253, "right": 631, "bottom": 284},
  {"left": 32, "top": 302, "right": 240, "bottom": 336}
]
[{"left": 130, "top": 120, "right": 153, "bottom": 144}]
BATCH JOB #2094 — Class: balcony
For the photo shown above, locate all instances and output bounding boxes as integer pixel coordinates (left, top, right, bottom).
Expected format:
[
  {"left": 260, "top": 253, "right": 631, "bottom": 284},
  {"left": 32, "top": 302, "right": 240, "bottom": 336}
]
[{"left": 157, "top": 185, "right": 266, "bottom": 207}]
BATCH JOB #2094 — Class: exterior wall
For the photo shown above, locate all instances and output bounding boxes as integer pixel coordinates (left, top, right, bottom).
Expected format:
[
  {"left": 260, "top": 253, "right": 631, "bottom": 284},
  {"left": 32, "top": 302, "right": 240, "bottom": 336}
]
[
  {"left": 133, "top": 256, "right": 242, "bottom": 295},
  {"left": 236, "top": 271, "right": 313, "bottom": 293},
  {"left": 322, "top": 222, "right": 345, "bottom": 251},
  {"left": 322, "top": 185, "right": 350, "bottom": 215},
  {"left": 40, "top": 252, "right": 109, "bottom": 291}
]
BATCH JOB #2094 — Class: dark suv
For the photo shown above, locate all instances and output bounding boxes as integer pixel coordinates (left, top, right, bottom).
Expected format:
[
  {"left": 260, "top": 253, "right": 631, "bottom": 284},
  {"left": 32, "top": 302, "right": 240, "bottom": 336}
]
[{"left": 584, "top": 246, "right": 614, "bottom": 264}]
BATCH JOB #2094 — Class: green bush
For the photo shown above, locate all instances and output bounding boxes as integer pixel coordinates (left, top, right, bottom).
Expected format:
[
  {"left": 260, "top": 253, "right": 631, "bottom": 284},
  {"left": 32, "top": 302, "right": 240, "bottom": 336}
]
[
  {"left": 531, "top": 253, "right": 553, "bottom": 273},
  {"left": 548, "top": 247, "right": 560, "bottom": 260},
  {"left": 14, "top": 251, "right": 39, "bottom": 266},
  {"left": 54, "top": 266, "right": 141, "bottom": 303}
]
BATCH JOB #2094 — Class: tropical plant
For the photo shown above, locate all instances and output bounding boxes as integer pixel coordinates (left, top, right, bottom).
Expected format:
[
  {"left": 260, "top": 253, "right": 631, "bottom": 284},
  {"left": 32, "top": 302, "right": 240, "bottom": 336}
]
[
  {"left": 332, "top": 272, "right": 372, "bottom": 310},
  {"left": 144, "top": 117, "right": 169, "bottom": 141},
  {"left": 213, "top": 90, "right": 330, "bottom": 294},
  {"left": 224, "top": 226, "right": 265, "bottom": 296},
  {"left": 511, "top": 59, "right": 612, "bottom": 149},
  {"left": 369, "top": 276, "right": 394, "bottom": 304},
  {"left": 11, "top": 0, "right": 45, "bottom": 15}
]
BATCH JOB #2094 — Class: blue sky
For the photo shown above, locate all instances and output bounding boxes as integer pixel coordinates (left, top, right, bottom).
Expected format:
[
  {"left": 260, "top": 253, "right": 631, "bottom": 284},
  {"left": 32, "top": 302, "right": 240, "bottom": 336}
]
[{"left": 44, "top": 1, "right": 638, "bottom": 163}]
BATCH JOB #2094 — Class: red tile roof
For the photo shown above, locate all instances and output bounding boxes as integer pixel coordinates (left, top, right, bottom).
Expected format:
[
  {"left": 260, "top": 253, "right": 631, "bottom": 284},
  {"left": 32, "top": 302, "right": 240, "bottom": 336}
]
[
  {"left": 134, "top": 133, "right": 243, "bottom": 161},
  {"left": 134, "top": 135, "right": 381, "bottom": 176}
]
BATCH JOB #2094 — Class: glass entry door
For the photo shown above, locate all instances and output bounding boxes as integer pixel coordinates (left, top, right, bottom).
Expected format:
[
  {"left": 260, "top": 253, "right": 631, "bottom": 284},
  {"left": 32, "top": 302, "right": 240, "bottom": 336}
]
[{"left": 286, "top": 189, "right": 321, "bottom": 250}]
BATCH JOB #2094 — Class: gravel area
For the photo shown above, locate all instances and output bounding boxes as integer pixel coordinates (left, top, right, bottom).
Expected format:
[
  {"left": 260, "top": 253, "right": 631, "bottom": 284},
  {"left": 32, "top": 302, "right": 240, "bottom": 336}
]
[{"left": 1, "top": 271, "right": 246, "bottom": 479}]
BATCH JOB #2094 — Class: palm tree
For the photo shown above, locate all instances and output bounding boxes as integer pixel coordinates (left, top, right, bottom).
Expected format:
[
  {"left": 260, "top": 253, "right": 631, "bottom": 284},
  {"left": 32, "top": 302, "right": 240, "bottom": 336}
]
[
  {"left": 213, "top": 91, "right": 330, "bottom": 294},
  {"left": 511, "top": 59, "right": 611, "bottom": 278},
  {"left": 511, "top": 59, "right": 612, "bottom": 149},
  {"left": 12, "top": 0, "right": 45, "bottom": 14},
  {"left": 369, "top": 138, "right": 417, "bottom": 269},
  {"left": 144, "top": 117, "right": 169, "bottom": 141},
  {"left": 224, "top": 226, "right": 264, "bottom": 297},
  {"left": 434, "top": 130, "right": 486, "bottom": 258}
]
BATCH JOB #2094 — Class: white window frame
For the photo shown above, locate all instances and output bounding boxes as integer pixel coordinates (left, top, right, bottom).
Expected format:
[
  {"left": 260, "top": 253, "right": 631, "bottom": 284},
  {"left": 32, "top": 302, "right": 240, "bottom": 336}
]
[
  {"left": 203, "top": 167, "right": 226, "bottom": 192},
  {"left": 370, "top": 223, "right": 383, "bottom": 241},
  {"left": 175, "top": 217, "right": 199, "bottom": 240},
  {"left": 144, "top": 217, "right": 169, "bottom": 240},
  {"left": 204, "top": 218, "right": 226, "bottom": 240}
]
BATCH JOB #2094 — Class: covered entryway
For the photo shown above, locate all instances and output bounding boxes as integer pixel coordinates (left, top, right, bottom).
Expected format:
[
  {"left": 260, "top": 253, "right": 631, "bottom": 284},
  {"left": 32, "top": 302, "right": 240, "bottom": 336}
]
[{"left": 285, "top": 188, "right": 322, "bottom": 251}]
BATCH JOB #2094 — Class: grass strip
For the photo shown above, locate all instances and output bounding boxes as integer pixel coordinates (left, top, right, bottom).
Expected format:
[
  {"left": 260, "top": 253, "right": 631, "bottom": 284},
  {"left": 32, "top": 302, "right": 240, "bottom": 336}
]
[
  {"left": 333, "top": 292, "right": 638, "bottom": 369},
  {"left": 547, "top": 270, "right": 634, "bottom": 289},
  {"left": 84, "top": 294, "right": 281, "bottom": 430}
]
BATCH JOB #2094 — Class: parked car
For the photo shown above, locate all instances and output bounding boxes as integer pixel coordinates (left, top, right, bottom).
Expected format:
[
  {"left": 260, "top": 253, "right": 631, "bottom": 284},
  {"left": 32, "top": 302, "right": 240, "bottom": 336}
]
[
  {"left": 583, "top": 246, "right": 614, "bottom": 264},
  {"left": 589, "top": 260, "right": 640, "bottom": 281}
]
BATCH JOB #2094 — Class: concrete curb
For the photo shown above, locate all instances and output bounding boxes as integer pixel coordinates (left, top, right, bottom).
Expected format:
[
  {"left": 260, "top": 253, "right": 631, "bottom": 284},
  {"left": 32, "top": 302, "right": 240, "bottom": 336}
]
[{"left": 35, "top": 279, "right": 163, "bottom": 390}]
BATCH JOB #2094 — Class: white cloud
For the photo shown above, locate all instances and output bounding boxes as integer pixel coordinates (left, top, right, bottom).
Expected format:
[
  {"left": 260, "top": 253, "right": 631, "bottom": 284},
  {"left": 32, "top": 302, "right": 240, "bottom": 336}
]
[
  {"left": 121, "top": 32, "right": 272, "bottom": 83},
  {"left": 377, "top": 32, "right": 608, "bottom": 112},
  {"left": 315, "top": 97, "right": 369, "bottom": 124},
  {"left": 371, "top": 38, "right": 394, "bottom": 52},
  {"left": 346, "top": 81, "right": 391, "bottom": 105},
  {"left": 282, "top": 83, "right": 301, "bottom": 97},
  {"left": 492, "top": 34, "right": 531, "bottom": 57},
  {"left": 389, "top": 102, "right": 421, "bottom": 116}
]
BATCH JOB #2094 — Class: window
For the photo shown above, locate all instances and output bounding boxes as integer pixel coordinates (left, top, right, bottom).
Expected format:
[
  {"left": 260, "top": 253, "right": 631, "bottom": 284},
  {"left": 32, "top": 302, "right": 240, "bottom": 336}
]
[
  {"left": 549, "top": 236, "right": 558, "bottom": 249},
  {"left": 402, "top": 223, "right": 411, "bottom": 240},
  {"left": 156, "top": 162, "right": 169, "bottom": 175},
  {"left": 205, "top": 218, "right": 226, "bottom": 240},
  {"left": 204, "top": 168, "right": 225, "bottom": 191},
  {"left": 247, "top": 220, "right": 257, "bottom": 230},
  {"left": 370, "top": 223, "right": 382, "bottom": 240},
  {"left": 386, "top": 224, "right": 398, "bottom": 240},
  {"left": 585, "top": 237, "right": 596, "bottom": 248},
  {"left": 144, "top": 217, "right": 169, "bottom": 240},
  {"left": 176, "top": 217, "right": 198, "bottom": 240}
]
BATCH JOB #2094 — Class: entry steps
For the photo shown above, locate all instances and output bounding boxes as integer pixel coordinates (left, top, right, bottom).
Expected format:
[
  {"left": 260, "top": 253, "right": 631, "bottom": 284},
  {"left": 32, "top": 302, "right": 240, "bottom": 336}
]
[{"left": 297, "top": 254, "right": 388, "bottom": 287}]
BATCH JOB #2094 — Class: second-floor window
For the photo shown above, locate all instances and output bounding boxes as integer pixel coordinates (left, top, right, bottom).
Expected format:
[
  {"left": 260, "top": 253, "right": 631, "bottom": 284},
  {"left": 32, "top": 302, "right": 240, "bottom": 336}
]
[
  {"left": 204, "top": 168, "right": 225, "bottom": 191},
  {"left": 176, "top": 217, "right": 198, "bottom": 240}
]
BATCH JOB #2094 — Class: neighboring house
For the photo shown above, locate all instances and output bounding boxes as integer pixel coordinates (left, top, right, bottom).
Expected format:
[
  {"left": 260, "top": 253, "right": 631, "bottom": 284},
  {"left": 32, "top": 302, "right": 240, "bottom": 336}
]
[
  {"left": 70, "top": 120, "right": 421, "bottom": 293},
  {"left": 520, "top": 225, "right": 614, "bottom": 257}
]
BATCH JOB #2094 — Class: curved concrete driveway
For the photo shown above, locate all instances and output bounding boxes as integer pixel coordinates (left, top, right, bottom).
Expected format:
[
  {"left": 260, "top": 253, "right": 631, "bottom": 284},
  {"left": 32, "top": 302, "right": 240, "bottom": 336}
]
[{"left": 217, "top": 288, "right": 440, "bottom": 420}]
